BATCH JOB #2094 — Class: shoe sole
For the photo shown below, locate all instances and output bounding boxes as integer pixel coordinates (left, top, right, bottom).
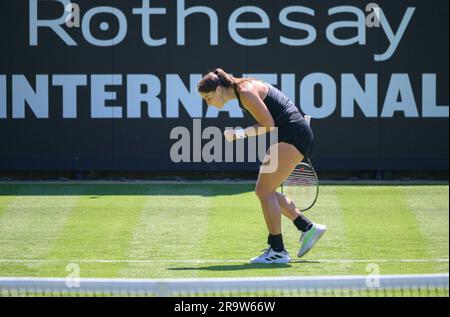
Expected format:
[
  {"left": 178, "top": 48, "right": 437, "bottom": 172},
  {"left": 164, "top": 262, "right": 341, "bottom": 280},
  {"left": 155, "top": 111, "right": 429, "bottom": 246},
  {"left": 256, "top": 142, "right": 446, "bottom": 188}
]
[
  {"left": 297, "top": 228, "right": 326, "bottom": 258},
  {"left": 250, "top": 258, "right": 292, "bottom": 264}
]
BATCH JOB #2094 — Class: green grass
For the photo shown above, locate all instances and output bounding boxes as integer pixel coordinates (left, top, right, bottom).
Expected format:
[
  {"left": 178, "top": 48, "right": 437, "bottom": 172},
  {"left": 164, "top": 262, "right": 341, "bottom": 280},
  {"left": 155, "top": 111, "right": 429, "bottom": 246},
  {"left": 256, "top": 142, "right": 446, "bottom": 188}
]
[{"left": 0, "top": 184, "right": 448, "bottom": 279}]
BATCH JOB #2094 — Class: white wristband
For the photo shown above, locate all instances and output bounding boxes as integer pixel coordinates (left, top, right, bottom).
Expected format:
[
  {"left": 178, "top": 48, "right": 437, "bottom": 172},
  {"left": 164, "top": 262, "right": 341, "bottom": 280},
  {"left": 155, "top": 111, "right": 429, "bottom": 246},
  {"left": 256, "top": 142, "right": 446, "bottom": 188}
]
[{"left": 235, "top": 127, "right": 246, "bottom": 139}]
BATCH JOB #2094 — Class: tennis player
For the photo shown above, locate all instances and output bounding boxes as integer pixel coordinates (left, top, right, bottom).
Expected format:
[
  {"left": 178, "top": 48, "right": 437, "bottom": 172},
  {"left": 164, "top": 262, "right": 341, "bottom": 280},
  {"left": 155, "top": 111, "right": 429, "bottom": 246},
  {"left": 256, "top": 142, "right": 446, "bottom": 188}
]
[{"left": 197, "top": 68, "right": 326, "bottom": 264}]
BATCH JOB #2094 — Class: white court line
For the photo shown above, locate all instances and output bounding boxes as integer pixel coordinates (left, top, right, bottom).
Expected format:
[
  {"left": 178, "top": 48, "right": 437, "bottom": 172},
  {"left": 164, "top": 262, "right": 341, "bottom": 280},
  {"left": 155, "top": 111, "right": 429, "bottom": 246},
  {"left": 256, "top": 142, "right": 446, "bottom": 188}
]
[
  {"left": 1, "top": 180, "right": 448, "bottom": 185},
  {"left": 0, "top": 259, "right": 448, "bottom": 264}
]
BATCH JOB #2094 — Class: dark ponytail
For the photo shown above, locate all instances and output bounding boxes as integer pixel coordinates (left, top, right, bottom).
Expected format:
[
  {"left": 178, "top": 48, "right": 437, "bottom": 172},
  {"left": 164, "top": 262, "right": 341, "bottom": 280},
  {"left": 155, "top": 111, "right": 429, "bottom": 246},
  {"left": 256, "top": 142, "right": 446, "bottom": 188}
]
[
  {"left": 213, "top": 68, "right": 235, "bottom": 88},
  {"left": 197, "top": 68, "right": 251, "bottom": 93}
]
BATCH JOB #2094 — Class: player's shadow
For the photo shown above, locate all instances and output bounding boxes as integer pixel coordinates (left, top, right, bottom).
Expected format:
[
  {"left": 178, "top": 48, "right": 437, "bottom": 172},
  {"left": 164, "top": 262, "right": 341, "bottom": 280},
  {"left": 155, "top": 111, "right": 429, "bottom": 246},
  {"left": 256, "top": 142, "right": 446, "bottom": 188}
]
[
  {"left": 0, "top": 183, "right": 254, "bottom": 197},
  {"left": 167, "top": 260, "right": 320, "bottom": 272}
]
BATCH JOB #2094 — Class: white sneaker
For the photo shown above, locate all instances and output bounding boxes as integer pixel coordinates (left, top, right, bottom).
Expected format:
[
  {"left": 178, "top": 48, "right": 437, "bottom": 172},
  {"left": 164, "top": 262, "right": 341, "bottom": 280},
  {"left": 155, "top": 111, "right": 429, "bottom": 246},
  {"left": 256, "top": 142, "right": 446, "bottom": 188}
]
[
  {"left": 298, "top": 223, "right": 327, "bottom": 258},
  {"left": 250, "top": 247, "right": 292, "bottom": 264}
]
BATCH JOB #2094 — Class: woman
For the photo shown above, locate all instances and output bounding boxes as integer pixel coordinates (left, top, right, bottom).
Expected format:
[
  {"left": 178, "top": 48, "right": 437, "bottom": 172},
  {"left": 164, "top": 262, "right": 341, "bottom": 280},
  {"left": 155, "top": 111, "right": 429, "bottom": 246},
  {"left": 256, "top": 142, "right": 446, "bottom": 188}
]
[{"left": 197, "top": 68, "right": 326, "bottom": 264}]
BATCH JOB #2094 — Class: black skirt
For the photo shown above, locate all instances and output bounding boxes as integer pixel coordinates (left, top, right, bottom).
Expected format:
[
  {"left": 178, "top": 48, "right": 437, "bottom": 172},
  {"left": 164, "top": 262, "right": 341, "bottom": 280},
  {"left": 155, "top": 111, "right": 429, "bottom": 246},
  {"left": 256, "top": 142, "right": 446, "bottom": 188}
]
[{"left": 277, "top": 119, "right": 314, "bottom": 159}]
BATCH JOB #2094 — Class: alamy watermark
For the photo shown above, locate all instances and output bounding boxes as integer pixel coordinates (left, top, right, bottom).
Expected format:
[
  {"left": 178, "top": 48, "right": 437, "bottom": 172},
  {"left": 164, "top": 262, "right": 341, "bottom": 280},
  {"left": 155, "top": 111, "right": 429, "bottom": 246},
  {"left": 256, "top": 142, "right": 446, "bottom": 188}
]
[
  {"left": 366, "top": 3, "right": 381, "bottom": 28},
  {"left": 65, "top": 263, "right": 80, "bottom": 288},
  {"left": 169, "top": 119, "right": 280, "bottom": 173},
  {"left": 65, "top": 2, "right": 80, "bottom": 28},
  {"left": 365, "top": 263, "right": 381, "bottom": 288}
]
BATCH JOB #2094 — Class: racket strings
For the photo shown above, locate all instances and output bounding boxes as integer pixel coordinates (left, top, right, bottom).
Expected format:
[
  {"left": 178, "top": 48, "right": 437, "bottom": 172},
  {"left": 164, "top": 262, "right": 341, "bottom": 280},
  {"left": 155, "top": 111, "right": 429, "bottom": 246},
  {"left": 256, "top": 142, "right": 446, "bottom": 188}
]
[{"left": 282, "top": 163, "right": 319, "bottom": 212}]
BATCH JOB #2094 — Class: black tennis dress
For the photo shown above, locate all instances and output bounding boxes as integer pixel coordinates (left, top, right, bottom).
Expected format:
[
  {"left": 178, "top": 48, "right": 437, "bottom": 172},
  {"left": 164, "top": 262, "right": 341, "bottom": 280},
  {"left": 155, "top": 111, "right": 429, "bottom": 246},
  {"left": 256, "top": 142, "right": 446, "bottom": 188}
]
[{"left": 234, "top": 82, "right": 314, "bottom": 159}]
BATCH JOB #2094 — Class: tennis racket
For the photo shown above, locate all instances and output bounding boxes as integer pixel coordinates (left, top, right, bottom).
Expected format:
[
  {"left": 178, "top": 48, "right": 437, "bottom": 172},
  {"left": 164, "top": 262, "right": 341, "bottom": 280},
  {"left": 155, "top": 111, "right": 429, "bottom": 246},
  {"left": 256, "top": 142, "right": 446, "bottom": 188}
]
[
  {"left": 281, "top": 115, "right": 319, "bottom": 212},
  {"left": 281, "top": 158, "right": 319, "bottom": 212}
]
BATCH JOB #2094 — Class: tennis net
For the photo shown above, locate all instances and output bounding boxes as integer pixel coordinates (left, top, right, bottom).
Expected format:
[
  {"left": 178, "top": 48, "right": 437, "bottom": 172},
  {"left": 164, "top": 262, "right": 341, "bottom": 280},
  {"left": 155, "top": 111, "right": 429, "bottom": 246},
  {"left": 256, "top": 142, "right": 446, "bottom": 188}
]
[{"left": 1, "top": 274, "right": 448, "bottom": 297}]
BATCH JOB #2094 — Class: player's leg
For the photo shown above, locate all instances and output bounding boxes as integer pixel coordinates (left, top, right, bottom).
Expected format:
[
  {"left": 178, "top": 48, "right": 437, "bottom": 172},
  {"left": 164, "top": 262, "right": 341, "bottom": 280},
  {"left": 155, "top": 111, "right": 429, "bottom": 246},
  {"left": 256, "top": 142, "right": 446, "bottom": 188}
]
[
  {"left": 250, "top": 142, "right": 302, "bottom": 264},
  {"left": 275, "top": 191, "right": 302, "bottom": 221},
  {"left": 275, "top": 191, "right": 312, "bottom": 230},
  {"left": 275, "top": 191, "right": 326, "bottom": 257},
  {"left": 255, "top": 142, "right": 303, "bottom": 234}
]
